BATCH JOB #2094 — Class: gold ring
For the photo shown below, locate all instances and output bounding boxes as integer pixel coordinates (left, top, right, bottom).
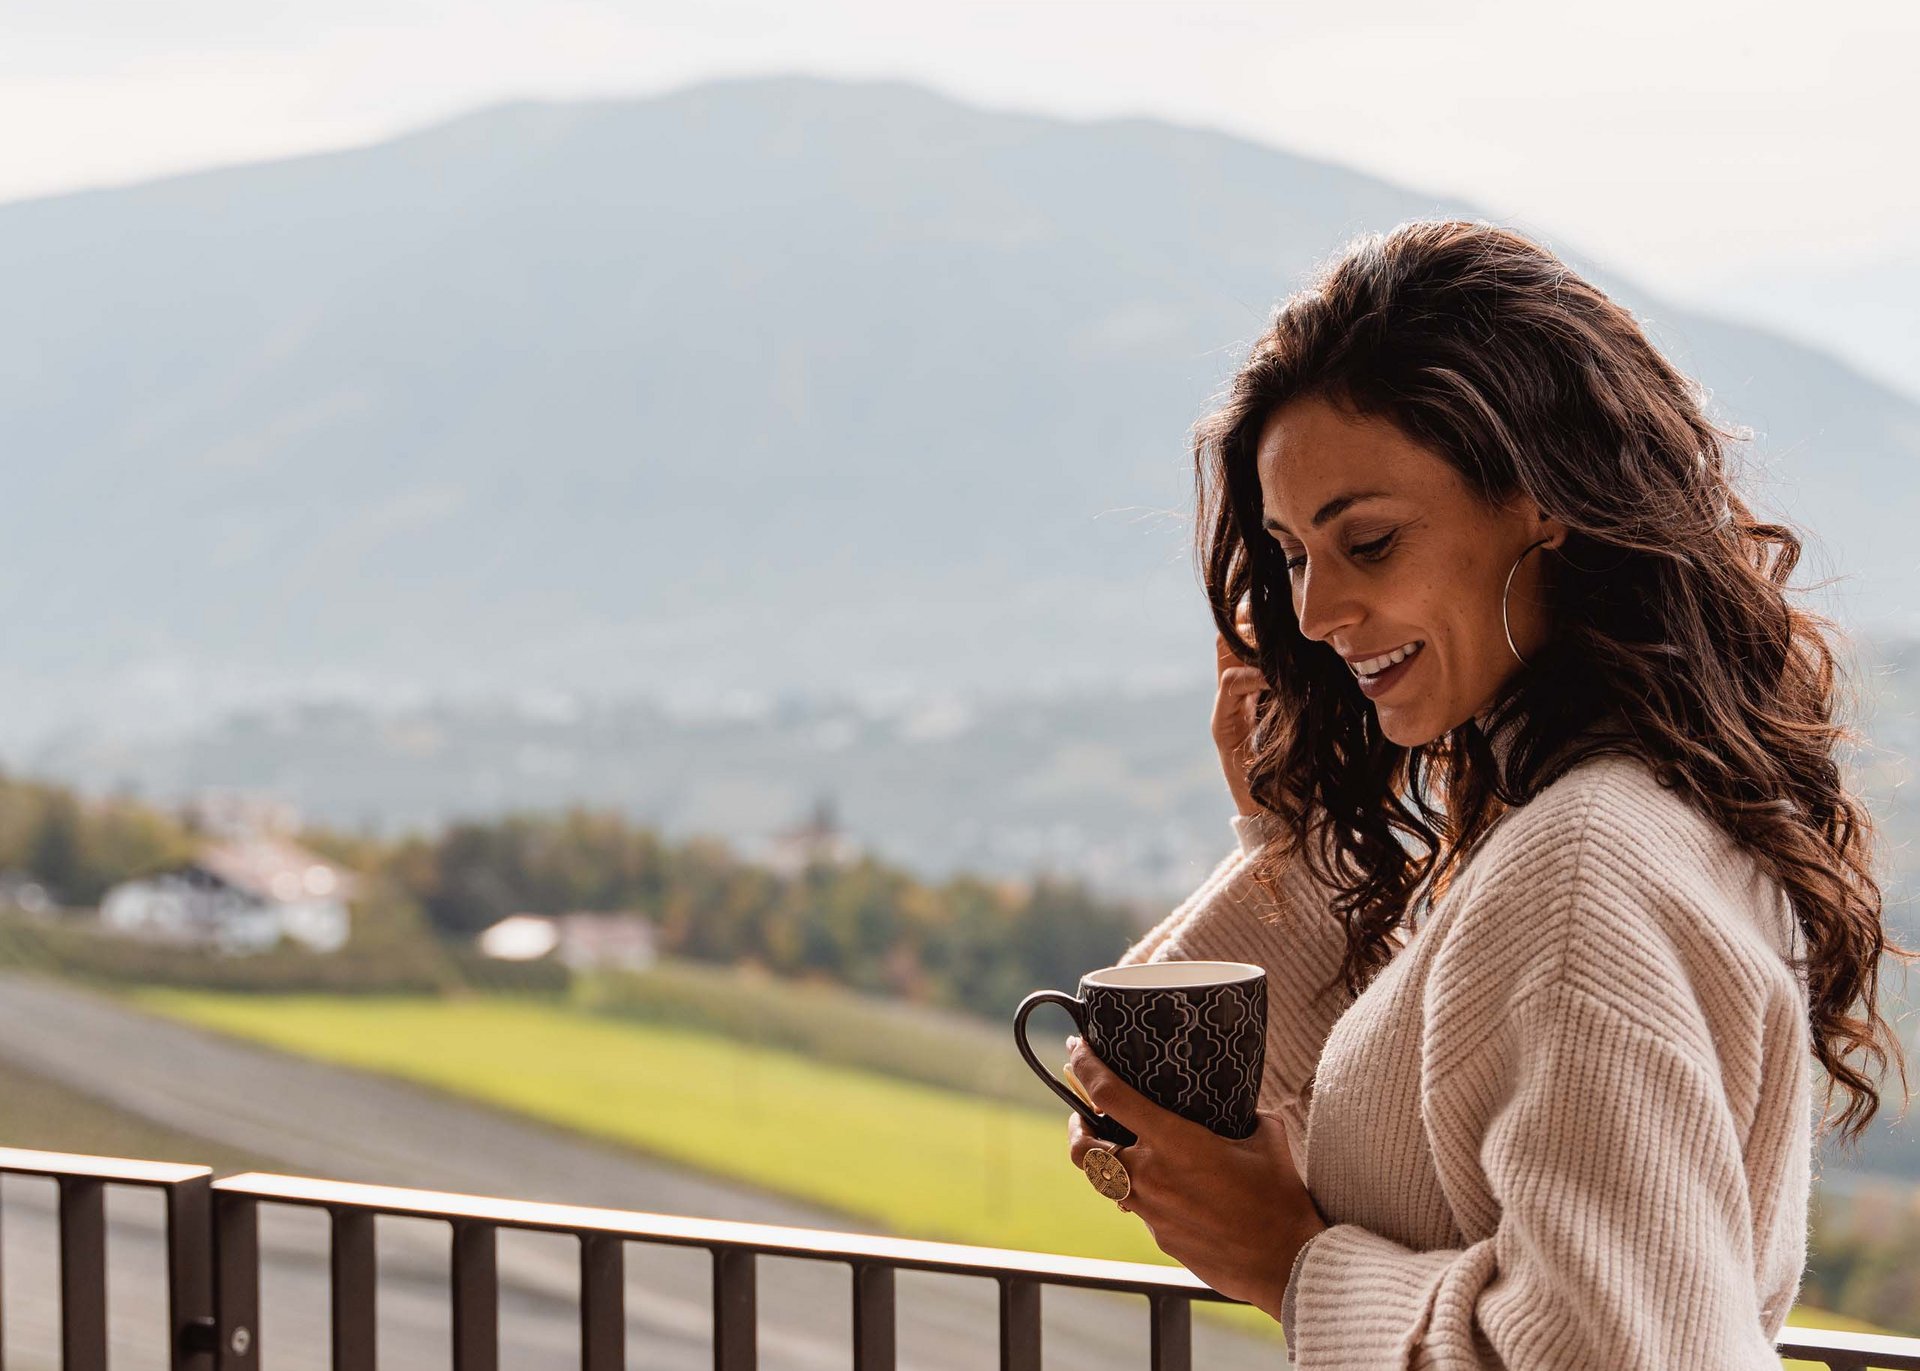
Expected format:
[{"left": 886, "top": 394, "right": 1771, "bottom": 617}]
[{"left": 1082, "top": 1145, "right": 1131, "bottom": 1202}]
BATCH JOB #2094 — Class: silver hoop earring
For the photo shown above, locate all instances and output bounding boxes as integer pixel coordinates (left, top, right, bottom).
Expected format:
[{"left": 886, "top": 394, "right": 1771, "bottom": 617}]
[{"left": 1502, "top": 538, "right": 1554, "bottom": 667}]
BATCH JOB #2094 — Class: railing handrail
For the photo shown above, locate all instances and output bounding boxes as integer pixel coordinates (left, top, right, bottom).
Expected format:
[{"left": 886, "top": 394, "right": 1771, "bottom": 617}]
[
  {"left": 0, "top": 1144, "right": 211, "bottom": 1186},
  {"left": 214, "top": 1170, "right": 1227, "bottom": 1297},
  {"left": 1785, "top": 1328, "right": 1920, "bottom": 1364},
  {"left": 1, "top": 1145, "right": 216, "bottom": 1371},
  {"left": 8, "top": 1146, "right": 1920, "bottom": 1369}
]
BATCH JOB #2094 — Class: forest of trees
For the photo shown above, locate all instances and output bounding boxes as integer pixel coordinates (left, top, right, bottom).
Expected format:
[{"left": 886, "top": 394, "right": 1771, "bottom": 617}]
[
  {"left": 0, "top": 773, "right": 195, "bottom": 907},
  {"left": 369, "top": 808, "right": 1144, "bottom": 1013},
  {"left": 0, "top": 770, "right": 1147, "bottom": 1017}
]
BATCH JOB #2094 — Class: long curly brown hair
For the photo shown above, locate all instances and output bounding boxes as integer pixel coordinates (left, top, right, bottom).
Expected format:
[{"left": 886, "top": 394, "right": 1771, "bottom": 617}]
[{"left": 1197, "top": 219, "right": 1910, "bottom": 1146}]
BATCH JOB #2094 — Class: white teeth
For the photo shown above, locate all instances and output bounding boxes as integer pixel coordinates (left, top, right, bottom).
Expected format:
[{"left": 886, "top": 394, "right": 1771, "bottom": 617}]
[{"left": 1353, "top": 641, "right": 1422, "bottom": 677}]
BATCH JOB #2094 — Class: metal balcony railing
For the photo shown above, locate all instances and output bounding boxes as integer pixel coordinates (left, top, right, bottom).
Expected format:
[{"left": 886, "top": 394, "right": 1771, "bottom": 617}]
[{"left": 4, "top": 1146, "right": 1920, "bottom": 1371}]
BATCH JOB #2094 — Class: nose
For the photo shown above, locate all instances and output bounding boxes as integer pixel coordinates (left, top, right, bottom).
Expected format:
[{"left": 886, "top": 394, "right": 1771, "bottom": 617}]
[{"left": 1292, "top": 561, "right": 1364, "bottom": 646}]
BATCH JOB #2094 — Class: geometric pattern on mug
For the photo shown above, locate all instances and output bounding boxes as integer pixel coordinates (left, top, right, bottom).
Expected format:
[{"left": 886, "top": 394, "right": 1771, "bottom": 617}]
[{"left": 1087, "top": 979, "right": 1266, "bottom": 1139}]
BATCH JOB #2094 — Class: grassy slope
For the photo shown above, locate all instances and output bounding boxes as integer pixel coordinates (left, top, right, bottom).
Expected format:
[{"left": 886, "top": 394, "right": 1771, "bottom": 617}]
[
  {"left": 574, "top": 961, "right": 1042, "bottom": 1106},
  {"left": 0, "top": 1053, "right": 275, "bottom": 1174}
]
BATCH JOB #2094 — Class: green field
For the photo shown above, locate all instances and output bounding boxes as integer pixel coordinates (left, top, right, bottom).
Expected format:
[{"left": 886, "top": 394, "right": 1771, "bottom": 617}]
[
  {"left": 573, "top": 960, "right": 1042, "bottom": 1106},
  {"left": 137, "top": 991, "right": 1156, "bottom": 1261},
  {"left": 135, "top": 989, "right": 1883, "bottom": 1354}
]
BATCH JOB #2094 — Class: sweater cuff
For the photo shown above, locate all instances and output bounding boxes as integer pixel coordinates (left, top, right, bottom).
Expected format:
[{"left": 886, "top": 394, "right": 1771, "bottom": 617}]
[
  {"left": 1230, "top": 807, "right": 1285, "bottom": 858},
  {"left": 1288, "top": 1223, "right": 1459, "bottom": 1369},
  {"left": 1279, "top": 1228, "right": 1323, "bottom": 1363}
]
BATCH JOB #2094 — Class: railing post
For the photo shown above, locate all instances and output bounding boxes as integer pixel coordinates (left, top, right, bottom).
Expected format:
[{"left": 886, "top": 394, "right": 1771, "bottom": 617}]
[
  {"left": 213, "top": 1191, "right": 260, "bottom": 1371},
  {"left": 579, "top": 1232, "right": 624, "bottom": 1371},
  {"left": 58, "top": 1176, "right": 108, "bottom": 1371},
  {"left": 850, "top": 1262, "right": 895, "bottom": 1371},
  {"left": 167, "top": 1174, "right": 217, "bottom": 1371},
  {"left": 1148, "top": 1291, "right": 1191, "bottom": 1371},
  {"left": 997, "top": 1276, "right": 1040, "bottom": 1371},
  {"left": 452, "top": 1220, "right": 499, "bottom": 1371},
  {"left": 330, "top": 1208, "right": 377, "bottom": 1371},
  {"left": 712, "top": 1248, "right": 756, "bottom": 1371}
]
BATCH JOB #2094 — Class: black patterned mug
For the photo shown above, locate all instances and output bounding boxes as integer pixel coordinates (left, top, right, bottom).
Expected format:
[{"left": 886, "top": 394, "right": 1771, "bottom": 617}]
[{"left": 1013, "top": 961, "right": 1267, "bottom": 1147}]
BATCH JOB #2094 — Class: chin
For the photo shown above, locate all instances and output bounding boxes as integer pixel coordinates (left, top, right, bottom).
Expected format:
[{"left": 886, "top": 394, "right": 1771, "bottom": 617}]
[{"left": 1376, "top": 706, "right": 1448, "bottom": 750}]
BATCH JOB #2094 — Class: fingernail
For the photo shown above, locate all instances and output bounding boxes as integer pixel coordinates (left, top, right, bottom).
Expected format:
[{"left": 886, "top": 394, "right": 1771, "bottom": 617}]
[{"left": 1065, "top": 1035, "right": 1081, "bottom": 1053}]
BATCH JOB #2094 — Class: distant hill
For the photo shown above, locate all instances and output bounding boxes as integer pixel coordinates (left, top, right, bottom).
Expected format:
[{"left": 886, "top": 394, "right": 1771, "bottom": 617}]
[
  {"left": 28, "top": 635, "right": 1919, "bottom": 921},
  {"left": 1707, "top": 250, "right": 1920, "bottom": 407},
  {"left": 2, "top": 75, "right": 1915, "bottom": 746}
]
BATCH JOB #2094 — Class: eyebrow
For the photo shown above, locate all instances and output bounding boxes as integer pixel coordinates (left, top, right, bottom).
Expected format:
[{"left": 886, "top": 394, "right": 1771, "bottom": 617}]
[{"left": 1262, "top": 490, "right": 1391, "bottom": 536}]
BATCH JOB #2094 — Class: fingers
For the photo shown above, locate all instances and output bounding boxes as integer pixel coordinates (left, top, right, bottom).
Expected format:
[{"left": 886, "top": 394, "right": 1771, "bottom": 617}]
[
  {"left": 1066, "top": 1109, "right": 1152, "bottom": 1216},
  {"left": 1066, "top": 1038, "right": 1195, "bottom": 1146},
  {"left": 1217, "top": 665, "right": 1266, "bottom": 698},
  {"left": 1219, "top": 591, "right": 1258, "bottom": 669},
  {"left": 1215, "top": 630, "right": 1238, "bottom": 676},
  {"left": 1066, "top": 1112, "right": 1100, "bottom": 1169},
  {"left": 1212, "top": 667, "right": 1265, "bottom": 755}
]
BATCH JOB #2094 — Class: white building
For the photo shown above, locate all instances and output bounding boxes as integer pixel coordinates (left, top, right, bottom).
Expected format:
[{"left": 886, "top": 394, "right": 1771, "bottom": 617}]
[
  {"left": 477, "top": 912, "right": 656, "bottom": 971},
  {"left": 755, "top": 796, "right": 861, "bottom": 878},
  {"left": 99, "top": 837, "right": 355, "bottom": 955}
]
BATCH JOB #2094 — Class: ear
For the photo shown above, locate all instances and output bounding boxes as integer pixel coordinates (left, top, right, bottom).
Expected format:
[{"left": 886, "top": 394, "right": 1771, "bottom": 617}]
[{"left": 1497, "top": 494, "right": 1570, "bottom": 552}]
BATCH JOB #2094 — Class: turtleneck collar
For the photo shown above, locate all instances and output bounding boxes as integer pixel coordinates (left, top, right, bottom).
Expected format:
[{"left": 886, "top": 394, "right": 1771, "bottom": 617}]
[
  {"left": 1472, "top": 702, "right": 1528, "bottom": 774},
  {"left": 1467, "top": 703, "right": 1634, "bottom": 782}
]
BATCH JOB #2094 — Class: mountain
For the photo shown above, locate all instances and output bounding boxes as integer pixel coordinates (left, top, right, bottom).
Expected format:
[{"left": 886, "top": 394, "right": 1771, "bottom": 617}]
[
  {"left": 1702, "top": 249, "right": 1920, "bottom": 407},
  {"left": 3, "top": 75, "right": 1915, "bottom": 747}
]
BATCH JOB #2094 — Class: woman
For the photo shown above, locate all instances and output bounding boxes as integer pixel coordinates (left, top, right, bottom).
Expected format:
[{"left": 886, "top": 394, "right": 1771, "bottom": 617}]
[{"left": 1064, "top": 219, "right": 1909, "bottom": 1368}]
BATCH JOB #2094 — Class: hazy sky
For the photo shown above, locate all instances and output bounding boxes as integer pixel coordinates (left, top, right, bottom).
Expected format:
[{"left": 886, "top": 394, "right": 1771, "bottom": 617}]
[{"left": 5, "top": 0, "right": 1917, "bottom": 384}]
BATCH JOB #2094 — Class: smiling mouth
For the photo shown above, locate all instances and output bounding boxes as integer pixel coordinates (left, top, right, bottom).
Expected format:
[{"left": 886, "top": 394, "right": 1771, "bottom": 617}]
[{"left": 1350, "top": 640, "right": 1424, "bottom": 681}]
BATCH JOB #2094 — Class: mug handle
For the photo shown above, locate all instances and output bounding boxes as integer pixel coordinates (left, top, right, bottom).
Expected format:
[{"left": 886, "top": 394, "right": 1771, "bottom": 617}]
[{"left": 1012, "top": 990, "right": 1138, "bottom": 1147}]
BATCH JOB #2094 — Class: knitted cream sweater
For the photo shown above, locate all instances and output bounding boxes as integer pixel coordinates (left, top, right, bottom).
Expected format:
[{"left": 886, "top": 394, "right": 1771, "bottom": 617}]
[{"left": 1121, "top": 750, "right": 1813, "bottom": 1369}]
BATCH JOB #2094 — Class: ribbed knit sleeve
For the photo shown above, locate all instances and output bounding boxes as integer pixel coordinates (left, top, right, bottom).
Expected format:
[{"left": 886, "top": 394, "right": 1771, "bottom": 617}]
[
  {"left": 1289, "top": 984, "right": 1790, "bottom": 1368},
  {"left": 1119, "top": 810, "right": 1357, "bottom": 1176},
  {"left": 1282, "top": 760, "right": 1812, "bottom": 1369}
]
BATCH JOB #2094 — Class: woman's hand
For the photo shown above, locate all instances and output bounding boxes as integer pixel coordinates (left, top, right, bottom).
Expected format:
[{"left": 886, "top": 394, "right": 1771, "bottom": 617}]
[
  {"left": 1213, "top": 596, "right": 1271, "bottom": 819},
  {"left": 1065, "top": 1037, "right": 1325, "bottom": 1323}
]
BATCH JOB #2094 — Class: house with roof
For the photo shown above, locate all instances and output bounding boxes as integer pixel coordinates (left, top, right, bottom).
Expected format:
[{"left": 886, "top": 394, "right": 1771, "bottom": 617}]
[{"left": 98, "top": 836, "right": 356, "bottom": 955}]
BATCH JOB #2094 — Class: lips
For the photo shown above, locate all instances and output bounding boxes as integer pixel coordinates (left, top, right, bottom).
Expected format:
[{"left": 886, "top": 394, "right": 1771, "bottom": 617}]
[
  {"left": 1348, "top": 640, "right": 1425, "bottom": 701},
  {"left": 1347, "top": 640, "right": 1424, "bottom": 678}
]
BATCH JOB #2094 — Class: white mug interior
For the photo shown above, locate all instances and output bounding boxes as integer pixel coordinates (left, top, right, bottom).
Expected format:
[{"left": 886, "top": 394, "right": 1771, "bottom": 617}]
[{"left": 1080, "top": 960, "right": 1263, "bottom": 990}]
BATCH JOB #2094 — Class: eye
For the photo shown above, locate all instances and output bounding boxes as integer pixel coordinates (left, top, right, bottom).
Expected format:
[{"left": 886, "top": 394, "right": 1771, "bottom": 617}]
[{"left": 1281, "top": 532, "right": 1391, "bottom": 575}]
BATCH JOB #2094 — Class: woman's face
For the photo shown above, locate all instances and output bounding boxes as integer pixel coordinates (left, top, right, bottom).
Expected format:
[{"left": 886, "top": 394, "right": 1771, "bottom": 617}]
[{"left": 1255, "top": 396, "right": 1567, "bottom": 748}]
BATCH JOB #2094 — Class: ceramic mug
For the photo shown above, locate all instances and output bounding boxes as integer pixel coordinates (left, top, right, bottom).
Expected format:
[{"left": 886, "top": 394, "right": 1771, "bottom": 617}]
[{"left": 1012, "top": 960, "right": 1266, "bottom": 1147}]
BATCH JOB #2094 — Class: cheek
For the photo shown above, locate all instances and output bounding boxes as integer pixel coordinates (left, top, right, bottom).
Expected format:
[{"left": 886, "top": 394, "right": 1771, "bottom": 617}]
[
  {"left": 1436, "top": 562, "right": 1515, "bottom": 680},
  {"left": 1390, "top": 558, "right": 1460, "bottom": 647},
  {"left": 1420, "top": 537, "right": 1505, "bottom": 633},
  {"left": 1406, "top": 567, "right": 1499, "bottom": 682}
]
